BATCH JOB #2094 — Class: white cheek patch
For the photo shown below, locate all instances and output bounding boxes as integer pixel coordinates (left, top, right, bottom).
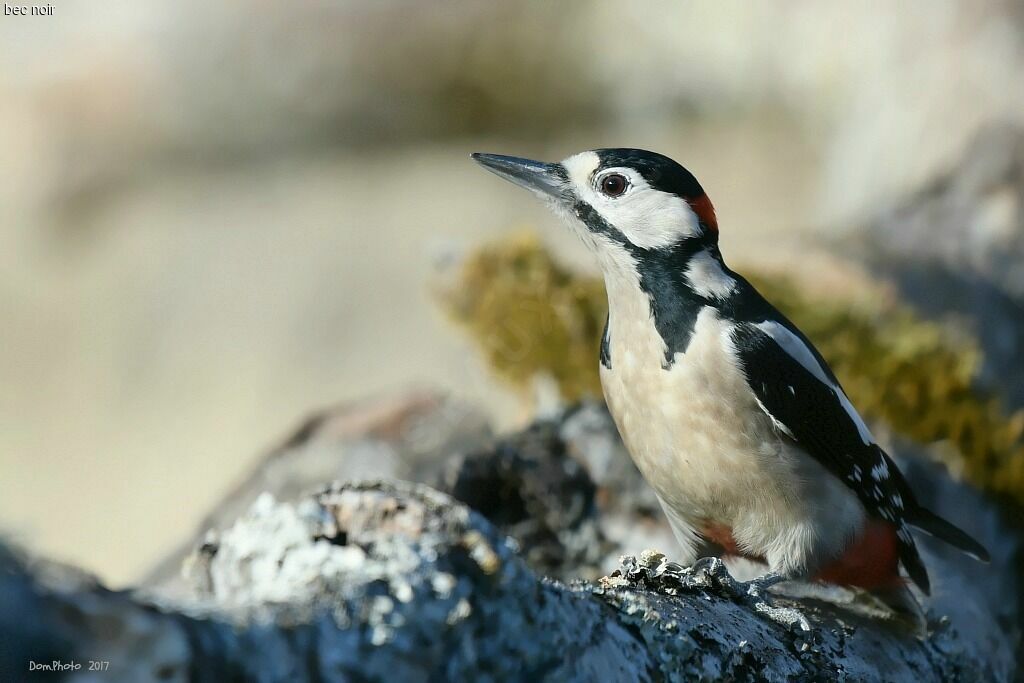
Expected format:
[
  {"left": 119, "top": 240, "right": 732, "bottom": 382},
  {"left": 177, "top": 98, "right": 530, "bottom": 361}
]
[
  {"left": 559, "top": 153, "right": 702, "bottom": 249},
  {"left": 600, "top": 184, "right": 701, "bottom": 249},
  {"left": 684, "top": 250, "right": 737, "bottom": 299}
]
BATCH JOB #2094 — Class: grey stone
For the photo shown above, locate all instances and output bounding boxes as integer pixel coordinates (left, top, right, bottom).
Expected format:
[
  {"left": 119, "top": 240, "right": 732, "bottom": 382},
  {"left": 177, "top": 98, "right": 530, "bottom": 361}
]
[
  {"left": 144, "top": 390, "right": 491, "bottom": 595},
  {"left": 3, "top": 472, "right": 1016, "bottom": 682}
]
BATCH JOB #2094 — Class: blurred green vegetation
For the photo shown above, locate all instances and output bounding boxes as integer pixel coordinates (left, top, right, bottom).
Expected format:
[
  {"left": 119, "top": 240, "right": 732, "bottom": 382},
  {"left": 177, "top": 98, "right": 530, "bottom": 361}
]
[
  {"left": 439, "top": 233, "right": 607, "bottom": 401},
  {"left": 437, "top": 233, "right": 1024, "bottom": 503}
]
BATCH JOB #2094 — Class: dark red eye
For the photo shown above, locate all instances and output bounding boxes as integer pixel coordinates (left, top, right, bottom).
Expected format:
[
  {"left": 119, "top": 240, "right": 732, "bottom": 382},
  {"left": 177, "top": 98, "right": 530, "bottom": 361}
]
[{"left": 600, "top": 173, "right": 628, "bottom": 197}]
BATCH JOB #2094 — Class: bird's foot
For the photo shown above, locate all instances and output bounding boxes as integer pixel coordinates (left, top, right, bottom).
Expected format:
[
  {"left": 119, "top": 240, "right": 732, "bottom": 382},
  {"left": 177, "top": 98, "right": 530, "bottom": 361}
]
[
  {"left": 750, "top": 595, "right": 813, "bottom": 634},
  {"left": 690, "top": 559, "right": 812, "bottom": 634}
]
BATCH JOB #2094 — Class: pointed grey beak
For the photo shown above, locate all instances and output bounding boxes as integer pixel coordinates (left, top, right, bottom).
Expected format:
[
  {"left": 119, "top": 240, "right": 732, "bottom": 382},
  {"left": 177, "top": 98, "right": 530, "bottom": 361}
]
[{"left": 471, "top": 153, "right": 569, "bottom": 201}]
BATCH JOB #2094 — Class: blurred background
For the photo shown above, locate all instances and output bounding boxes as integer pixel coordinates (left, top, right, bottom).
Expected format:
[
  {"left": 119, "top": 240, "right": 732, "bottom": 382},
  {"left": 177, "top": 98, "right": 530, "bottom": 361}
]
[{"left": 2, "top": 0, "right": 1023, "bottom": 587}]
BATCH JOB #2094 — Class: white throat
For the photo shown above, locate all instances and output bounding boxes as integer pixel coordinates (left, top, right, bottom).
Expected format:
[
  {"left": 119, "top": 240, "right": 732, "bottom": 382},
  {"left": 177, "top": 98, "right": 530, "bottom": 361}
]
[{"left": 599, "top": 249, "right": 669, "bottom": 369}]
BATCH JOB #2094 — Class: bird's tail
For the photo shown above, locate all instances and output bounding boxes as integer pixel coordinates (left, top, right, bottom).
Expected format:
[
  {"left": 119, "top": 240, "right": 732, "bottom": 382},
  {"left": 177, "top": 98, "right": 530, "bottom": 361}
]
[{"left": 905, "top": 506, "right": 991, "bottom": 562}]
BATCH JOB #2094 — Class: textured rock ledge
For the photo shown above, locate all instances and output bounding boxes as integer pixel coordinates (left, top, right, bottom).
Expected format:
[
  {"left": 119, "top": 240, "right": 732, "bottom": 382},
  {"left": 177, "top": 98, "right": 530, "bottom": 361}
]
[
  {"left": 1, "top": 471, "right": 1018, "bottom": 683},
  {"left": 3, "top": 394, "right": 1020, "bottom": 682}
]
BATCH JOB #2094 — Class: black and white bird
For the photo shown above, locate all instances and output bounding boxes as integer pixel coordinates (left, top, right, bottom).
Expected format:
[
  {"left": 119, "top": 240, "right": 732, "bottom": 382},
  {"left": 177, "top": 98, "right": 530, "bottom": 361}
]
[{"left": 472, "top": 148, "right": 988, "bottom": 620}]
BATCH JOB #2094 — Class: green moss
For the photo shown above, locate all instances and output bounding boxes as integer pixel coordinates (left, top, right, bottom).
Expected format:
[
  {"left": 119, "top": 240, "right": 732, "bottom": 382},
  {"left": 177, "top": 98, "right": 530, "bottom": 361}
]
[
  {"left": 438, "top": 233, "right": 606, "bottom": 402},
  {"left": 437, "top": 233, "right": 1024, "bottom": 503}
]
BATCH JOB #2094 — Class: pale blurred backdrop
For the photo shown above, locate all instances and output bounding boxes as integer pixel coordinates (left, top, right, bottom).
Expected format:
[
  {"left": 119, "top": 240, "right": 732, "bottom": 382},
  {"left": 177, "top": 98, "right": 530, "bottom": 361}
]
[{"left": 2, "top": 0, "right": 1023, "bottom": 586}]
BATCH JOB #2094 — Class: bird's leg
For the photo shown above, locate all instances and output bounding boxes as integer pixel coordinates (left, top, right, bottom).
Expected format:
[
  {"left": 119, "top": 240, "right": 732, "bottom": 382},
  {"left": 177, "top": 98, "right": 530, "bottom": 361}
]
[
  {"left": 744, "top": 573, "right": 812, "bottom": 633},
  {"left": 690, "top": 560, "right": 812, "bottom": 633},
  {"left": 744, "top": 572, "right": 787, "bottom": 597}
]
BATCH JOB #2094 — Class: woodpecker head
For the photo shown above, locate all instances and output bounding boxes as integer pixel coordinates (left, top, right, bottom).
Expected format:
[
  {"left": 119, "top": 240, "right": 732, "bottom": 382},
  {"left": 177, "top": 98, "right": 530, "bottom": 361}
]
[{"left": 472, "top": 149, "right": 719, "bottom": 274}]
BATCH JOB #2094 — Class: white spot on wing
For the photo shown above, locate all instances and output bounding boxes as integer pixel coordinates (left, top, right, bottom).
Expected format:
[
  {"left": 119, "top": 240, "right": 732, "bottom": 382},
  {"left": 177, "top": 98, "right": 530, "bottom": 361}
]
[
  {"left": 684, "top": 250, "right": 737, "bottom": 299},
  {"left": 871, "top": 460, "right": 889, "bottom": 481},
  {"left": 754, "top": 321, "right": 875, "bottom": 445}
]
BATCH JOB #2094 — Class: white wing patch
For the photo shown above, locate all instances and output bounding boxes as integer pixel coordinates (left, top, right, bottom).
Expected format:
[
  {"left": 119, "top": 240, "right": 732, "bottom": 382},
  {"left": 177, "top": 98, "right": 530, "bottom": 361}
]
[
  {"left": 871, "top": 459, "right": 890, "bottom": 481},
  {"left": 753, "top": 321, "right": 875, "bottom": 445},
  {"left": 754, "top": 321, "right": 829, "bottom": 384},
  {"left": 836, "top": 391, "right": 874, "bottom": 446}
]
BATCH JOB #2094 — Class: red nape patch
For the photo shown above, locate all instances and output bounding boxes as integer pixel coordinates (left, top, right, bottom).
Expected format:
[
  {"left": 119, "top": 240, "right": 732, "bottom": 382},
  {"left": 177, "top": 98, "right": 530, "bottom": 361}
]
[
  {"left": 813, "top": 520, "right": 904, "bottom": 590},
  {"left": 688, "top": 193, "right": 718, "bottom": 233}
]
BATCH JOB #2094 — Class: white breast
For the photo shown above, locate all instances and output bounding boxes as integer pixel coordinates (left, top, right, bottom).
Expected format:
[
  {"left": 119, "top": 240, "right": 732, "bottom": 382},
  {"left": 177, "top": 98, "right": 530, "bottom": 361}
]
[{"left": 598, "top": 276, "right": 864, "bottom": 577}]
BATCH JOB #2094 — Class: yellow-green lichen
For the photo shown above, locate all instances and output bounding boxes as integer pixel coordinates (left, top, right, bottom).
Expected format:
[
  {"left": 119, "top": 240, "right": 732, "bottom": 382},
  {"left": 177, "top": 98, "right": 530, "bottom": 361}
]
[
  {"left": 436, "top": 233, "right": 1024, "bottom": 503},
  {"left": 437, "top": 233, "right": 606, "bottom": 402}
]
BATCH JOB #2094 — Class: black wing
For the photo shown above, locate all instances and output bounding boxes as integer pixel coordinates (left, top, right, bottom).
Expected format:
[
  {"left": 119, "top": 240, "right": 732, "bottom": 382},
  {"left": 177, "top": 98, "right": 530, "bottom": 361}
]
[{"left": 731, "top": 319, "right": 988, "bottom": 593}]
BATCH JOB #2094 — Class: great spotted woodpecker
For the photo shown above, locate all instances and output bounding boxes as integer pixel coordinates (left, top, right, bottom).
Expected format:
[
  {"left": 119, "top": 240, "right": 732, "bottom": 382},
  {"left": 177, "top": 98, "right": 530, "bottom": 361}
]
[{"left": 472, "top": 149, "right": 989, "bottom": 624}]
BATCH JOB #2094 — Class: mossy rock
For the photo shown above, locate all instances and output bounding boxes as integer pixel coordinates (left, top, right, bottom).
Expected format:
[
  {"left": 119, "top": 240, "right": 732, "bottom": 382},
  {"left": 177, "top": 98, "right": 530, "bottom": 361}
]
[
  {"left": 438, "top": 233, "right": 607, "bottom": 402},
  {"left": 436, "top": 233, "right": 1024, "bottom": 504}
]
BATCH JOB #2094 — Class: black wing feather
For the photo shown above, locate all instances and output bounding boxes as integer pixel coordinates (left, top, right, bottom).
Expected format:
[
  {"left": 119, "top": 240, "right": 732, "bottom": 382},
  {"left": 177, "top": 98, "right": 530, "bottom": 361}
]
[{"left": 731, "top": 322, "right": 937, "bottom": 592}]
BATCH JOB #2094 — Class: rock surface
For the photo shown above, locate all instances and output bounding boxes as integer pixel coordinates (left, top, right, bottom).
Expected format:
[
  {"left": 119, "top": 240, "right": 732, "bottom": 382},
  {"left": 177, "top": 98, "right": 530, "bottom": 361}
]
[
  {"left": 147, "top": 395, "right": 672, "bottom": 589},
  {"left": 4, "top": 396, "right": 1020, "bottom": 682},
  {"left": 144, "top": 391, "right": 492, "bottom": 596},
  {"left": 3, "top": 474, "right": 1018, "bottom": 682}
]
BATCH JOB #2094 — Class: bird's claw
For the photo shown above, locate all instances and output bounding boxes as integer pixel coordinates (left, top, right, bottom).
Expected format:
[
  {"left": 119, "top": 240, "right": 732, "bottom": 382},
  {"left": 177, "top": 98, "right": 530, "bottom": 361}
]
[
  {"left": 690, "top": 559, "right": 812, "bottom": 633},
  {"left": 689, "top": 556, "right": 737, "bottom": 589}
]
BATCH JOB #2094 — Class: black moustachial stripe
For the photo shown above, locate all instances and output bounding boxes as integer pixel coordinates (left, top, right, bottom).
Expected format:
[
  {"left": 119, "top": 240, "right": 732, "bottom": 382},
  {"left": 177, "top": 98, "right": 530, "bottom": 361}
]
[
  {"left": 575, "top": 198, "right": 722, "bottom": 368},
  {"left": 572, "top": 201, "right": 629, "bottom": 245},
  {"left": 633, "top": 242, "right": 711, "bottom": 367}
]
